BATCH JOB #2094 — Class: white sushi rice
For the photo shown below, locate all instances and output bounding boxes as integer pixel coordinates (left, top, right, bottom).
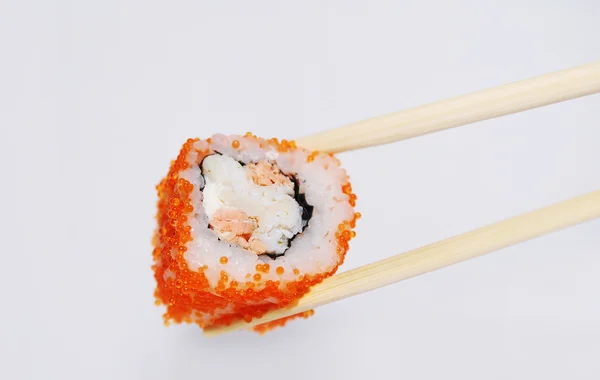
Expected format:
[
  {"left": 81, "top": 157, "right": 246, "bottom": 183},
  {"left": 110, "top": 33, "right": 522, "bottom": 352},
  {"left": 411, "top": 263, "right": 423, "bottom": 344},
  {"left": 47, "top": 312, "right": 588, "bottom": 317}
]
[{"left": 178, "top": 134, "right": 354, "bottom": 288}]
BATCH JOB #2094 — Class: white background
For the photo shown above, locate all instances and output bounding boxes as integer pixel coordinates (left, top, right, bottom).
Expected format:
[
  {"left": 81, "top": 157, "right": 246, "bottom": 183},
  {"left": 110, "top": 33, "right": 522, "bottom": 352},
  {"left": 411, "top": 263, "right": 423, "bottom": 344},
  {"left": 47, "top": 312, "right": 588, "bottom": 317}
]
[{"left": 1, "top": 1, "right": 599, "bottom": 379}]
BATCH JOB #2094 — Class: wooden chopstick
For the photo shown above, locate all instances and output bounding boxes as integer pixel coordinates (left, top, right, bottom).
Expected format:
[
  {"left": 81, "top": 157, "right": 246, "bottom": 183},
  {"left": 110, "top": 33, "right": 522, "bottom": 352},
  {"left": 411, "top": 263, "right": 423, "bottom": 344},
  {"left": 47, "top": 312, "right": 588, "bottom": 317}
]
[
  {"left": 204, "top": 189, "right": 600, "bottom": 336},
  {"left": 295, "top": 61, "right": 600, "bottom": 153}
]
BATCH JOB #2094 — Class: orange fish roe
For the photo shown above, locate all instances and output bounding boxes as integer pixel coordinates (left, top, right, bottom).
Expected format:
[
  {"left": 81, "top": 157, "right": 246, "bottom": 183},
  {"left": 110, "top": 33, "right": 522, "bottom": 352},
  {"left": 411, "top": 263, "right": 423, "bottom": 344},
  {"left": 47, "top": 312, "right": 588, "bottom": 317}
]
[
  {"left": 152, "top": 134, "right": 358, "bottom": 333},
  {"left": 306, "top": 151, "right": 319, "bottom": 163},
  {"left": 255, "top": 263, "right": 272, "bottom": 273}
]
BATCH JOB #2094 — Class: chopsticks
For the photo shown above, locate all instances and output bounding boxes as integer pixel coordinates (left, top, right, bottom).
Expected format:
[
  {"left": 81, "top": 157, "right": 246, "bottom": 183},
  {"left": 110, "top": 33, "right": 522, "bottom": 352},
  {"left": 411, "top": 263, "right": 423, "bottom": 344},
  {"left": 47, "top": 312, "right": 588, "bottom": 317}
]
[
  {"left": 204, "top": 61, "right": 600, "bottom": 337},
  {"left": 295, "top": 61, "right": 600, "bottom": 153},
  {"left": 204, "top": 189, "right": 600, "bottom": 336}
]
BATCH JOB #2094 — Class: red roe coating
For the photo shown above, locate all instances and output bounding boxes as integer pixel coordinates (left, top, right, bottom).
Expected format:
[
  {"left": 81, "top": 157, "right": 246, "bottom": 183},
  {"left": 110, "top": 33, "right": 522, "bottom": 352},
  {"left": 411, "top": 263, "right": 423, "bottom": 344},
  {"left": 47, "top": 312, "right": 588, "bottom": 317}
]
[{"left": 152, "top": 134, "right": 358, "bottom": 333}]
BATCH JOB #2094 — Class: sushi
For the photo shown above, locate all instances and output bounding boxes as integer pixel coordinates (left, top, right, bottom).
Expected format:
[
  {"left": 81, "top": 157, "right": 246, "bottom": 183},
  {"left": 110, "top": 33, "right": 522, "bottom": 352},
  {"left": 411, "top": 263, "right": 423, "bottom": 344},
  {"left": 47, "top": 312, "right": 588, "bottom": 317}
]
[{"left": 152, "top": 133, "right": 359, "bottom": 333}]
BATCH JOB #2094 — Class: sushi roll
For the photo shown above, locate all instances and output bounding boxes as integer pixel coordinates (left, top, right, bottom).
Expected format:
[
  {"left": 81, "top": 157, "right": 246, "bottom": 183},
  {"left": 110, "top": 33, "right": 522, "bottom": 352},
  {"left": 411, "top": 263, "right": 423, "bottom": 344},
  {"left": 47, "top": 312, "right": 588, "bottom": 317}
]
[{"left": 152, "top": 133, "right": 359, "bottom": 333}]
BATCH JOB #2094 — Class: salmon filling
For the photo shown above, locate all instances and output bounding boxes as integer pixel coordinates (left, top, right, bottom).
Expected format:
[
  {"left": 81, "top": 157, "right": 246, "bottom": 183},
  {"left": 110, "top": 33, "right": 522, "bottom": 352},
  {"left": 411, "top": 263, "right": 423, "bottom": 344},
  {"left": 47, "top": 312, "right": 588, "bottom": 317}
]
[{"left": 200, "top": 154, "right": 311, "bottom": 256}]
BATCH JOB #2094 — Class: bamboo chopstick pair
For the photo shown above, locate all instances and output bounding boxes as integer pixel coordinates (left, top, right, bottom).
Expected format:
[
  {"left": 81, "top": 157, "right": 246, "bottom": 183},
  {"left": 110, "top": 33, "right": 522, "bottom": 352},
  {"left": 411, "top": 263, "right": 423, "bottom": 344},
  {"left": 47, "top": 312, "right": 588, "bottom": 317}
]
[{"left": 204, "top": 61, "right": 600, "bottom": 337}]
